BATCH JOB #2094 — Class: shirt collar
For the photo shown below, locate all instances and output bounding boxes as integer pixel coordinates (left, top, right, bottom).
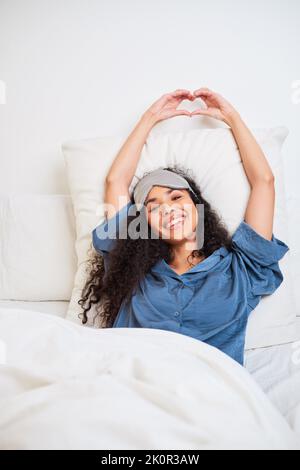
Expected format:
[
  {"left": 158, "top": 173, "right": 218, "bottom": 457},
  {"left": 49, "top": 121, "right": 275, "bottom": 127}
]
[{"left": 151, "top": 246, "right": 229, "bottom": 277}]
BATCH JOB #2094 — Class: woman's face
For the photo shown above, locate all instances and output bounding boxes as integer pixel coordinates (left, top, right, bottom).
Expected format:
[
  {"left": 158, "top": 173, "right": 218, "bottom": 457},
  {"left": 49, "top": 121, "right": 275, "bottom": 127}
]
[{"left": 144, "top": 185, "right": 199, "bottom": 244}]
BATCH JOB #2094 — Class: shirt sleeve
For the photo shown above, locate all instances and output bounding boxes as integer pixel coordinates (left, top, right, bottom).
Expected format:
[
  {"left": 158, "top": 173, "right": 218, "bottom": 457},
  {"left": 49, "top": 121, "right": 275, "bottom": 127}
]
[
  {"left": 231, "top": 220, "right": 290, "bottom": 309},
  {"left": 92, "top": 200, "right": 135, "bottom": 255}
]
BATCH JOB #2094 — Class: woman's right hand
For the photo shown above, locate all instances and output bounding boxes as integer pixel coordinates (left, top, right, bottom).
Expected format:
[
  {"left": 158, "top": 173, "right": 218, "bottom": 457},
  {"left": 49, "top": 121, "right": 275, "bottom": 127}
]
[{"left": 144, "top": 89, "right": 195, "bottom": 125}]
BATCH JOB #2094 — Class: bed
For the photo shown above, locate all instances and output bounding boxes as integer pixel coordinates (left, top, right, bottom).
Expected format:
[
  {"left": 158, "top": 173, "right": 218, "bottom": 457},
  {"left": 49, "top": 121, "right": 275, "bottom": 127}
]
[{"left": 0, "top": 126, "right": 299, "bottom": 449}]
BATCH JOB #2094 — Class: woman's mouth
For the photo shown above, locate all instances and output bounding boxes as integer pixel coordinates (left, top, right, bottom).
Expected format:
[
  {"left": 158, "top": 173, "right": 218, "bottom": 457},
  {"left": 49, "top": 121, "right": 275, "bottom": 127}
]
[{"left": 166, "top": 213, "right": 187, "bottom": 229}]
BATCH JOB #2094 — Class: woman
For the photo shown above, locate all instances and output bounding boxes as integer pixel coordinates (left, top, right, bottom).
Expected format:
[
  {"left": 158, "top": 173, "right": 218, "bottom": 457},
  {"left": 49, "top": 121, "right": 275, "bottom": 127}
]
[{"left": 78, "top": 88, "right": 289, "bottom": 366}]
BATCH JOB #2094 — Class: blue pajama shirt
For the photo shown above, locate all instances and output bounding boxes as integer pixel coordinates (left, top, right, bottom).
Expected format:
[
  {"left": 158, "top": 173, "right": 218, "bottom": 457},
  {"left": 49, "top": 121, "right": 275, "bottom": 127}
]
[{"left": 92, "top": 201, "right": 289, "bottom": 366}]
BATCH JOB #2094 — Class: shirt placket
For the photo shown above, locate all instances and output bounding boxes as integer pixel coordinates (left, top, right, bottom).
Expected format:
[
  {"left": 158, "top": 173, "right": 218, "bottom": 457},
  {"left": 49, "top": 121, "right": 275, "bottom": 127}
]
[{"left": 173, "top": 279, "right": 194, "bottom": 323}]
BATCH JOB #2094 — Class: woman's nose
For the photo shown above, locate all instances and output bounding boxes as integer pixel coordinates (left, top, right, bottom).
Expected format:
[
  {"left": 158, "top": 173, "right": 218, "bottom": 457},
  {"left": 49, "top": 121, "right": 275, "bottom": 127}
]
[
  {"left": 161, "top": 202, "right": 171, "bottom": 214},
  {"left": 161, "top": 203, "right": 177, "bottom": 217}
]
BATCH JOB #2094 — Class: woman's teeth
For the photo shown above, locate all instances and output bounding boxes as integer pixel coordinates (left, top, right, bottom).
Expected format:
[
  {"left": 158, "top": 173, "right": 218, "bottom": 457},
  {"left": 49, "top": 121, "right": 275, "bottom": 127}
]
[{"left": 167, "top": 215, "right": 186, "bottom": 229}]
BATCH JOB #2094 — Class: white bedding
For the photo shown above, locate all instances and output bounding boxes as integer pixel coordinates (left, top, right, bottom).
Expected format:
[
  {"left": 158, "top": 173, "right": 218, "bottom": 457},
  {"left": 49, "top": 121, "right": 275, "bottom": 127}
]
[
  {"left": 0, "top": 308, "right": 299, "bottom": 450},
  {"left": 245, "top": 334, "right": 300, "bottom": 435}
]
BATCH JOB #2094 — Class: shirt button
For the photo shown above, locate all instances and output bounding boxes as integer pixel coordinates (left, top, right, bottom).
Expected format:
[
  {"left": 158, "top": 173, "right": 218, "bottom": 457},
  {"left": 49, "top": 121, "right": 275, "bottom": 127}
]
[{"left": 174, "top": 311, "right": 180, "bottom": 317}]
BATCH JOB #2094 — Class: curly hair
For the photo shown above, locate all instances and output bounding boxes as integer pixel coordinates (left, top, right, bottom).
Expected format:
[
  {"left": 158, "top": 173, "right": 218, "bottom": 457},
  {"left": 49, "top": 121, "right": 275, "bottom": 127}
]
[{"left": 78, "top": 164, "right": 234, "bottom": 328}]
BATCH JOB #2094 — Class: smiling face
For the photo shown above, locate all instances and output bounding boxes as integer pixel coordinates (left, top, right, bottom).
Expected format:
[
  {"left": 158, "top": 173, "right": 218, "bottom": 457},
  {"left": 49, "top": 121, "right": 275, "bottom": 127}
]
[{"left": 144, "top": 185, "right": 199, "bottom": 245}]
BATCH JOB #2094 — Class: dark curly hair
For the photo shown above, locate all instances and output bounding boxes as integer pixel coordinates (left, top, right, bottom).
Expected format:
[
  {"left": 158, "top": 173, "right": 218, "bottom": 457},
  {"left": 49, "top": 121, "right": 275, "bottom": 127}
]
[{"left": 78, "top": 164, "right": 234, "bottom": 328}]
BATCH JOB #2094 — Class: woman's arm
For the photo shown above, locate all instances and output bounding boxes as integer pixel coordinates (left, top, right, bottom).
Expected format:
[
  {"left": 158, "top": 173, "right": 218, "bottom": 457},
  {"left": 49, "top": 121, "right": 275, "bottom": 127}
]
[
  {"left": 105, "top": 112, "right": 156, "bottom": 187},
  {"left": 191, "top": 87, "right": 275, "bottom": 241},
  {"left": 104, "top": 89, "right": 194, "bottom": 219},
  {"left": 104, "top": 112, "right": 155, "bottom": 219}
]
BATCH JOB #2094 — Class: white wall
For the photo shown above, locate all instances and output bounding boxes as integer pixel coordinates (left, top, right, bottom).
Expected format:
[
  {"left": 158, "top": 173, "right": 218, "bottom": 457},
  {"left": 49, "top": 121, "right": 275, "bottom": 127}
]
[{"left": 0, "top": 0, "right": 299, "bottom": 199}]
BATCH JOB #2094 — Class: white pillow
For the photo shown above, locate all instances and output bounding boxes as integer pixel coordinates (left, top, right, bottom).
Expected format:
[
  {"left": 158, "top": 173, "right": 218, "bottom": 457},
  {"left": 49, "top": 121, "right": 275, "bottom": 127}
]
[
  {"left": 0, "top": 194, "right": 77, "bottom": 301},
  {"left": 62, "top": 126, "right": 298, "bottom": 349}
]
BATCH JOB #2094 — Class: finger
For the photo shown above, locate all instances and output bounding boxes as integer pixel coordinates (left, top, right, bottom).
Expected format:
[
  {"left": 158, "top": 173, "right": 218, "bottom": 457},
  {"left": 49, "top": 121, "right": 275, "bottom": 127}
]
[
  {"left": 193, "top": 88, "right": 213, "bottom": 97},
  {"left": 172, "top": 110, "right": 192, "bottom": 117},
  {"left": 192, "top": 96, "right": 214, "bottom": 109},
  {"left": 172, "top": 89, "right": 191, "bottom": 95},
  {"left": 193, "top": 92, "right": 212, "bottom": 99},
  {"left": 194, "top": 95, "right": 209, "bottom": 104},
  {"left": 190, "top": 109, "right": 211, "bottom": 116},
  {"left": 193, "top": 87, "right": 212, "bottom": 94},
  {"left": 171, "top": 89, "right": 194, "bottom": 99}
]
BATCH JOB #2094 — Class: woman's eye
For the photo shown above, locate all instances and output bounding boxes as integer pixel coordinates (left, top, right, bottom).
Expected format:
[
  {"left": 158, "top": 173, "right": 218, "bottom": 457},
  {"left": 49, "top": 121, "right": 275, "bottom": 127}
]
[{"left": 149, "top": 195, "right": 182, "bottom": 212}]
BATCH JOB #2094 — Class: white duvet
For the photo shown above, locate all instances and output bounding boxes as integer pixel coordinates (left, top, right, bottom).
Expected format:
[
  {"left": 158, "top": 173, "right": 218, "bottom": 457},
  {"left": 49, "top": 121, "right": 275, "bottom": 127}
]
[{"left": 0, "top": 308, "right": 299, "bottom": 450}]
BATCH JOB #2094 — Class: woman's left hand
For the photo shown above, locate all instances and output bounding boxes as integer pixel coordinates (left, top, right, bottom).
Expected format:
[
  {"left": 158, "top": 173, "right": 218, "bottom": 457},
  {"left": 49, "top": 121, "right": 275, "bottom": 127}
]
[{"left": 191, "top": 88, "right": 239, "bottom": 125}]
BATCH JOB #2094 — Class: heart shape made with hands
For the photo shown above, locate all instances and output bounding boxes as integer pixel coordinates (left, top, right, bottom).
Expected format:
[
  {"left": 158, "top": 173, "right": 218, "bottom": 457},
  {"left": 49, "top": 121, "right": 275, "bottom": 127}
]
[
  {"left": 175, "top": 87, "right": 230, "bottom": 122},
  {"left": 176, "top": 89, "right": 211, "bottom": 117}
]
